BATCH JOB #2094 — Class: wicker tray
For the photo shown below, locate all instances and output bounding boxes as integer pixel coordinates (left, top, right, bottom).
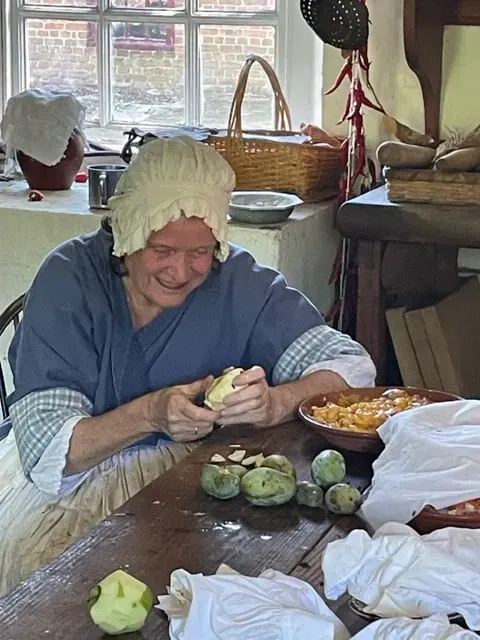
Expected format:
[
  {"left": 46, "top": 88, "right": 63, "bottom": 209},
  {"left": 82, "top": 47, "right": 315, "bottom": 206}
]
[{"left": 384, "top": 167, "right": 480, "bottom": 205}]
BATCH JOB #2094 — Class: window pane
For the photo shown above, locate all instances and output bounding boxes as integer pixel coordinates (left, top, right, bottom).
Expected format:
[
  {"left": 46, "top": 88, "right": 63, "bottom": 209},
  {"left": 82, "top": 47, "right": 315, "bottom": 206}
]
[
  {"left": 111, "top": 0, "right": 184, "bottom": 9},
  {"left": 199, "top": 0, "right": 275, "bottom": 10},
  {"left": 26, "top": 19, "right": 99, "bottom": 122},
  {"left": 112, "top": 22, "right": 185, "bottom": 126},
  {"left": 200, "top": 25, "right": 275, "bottom": 128},
  {"left": 24, "top": 0, "right": 96, "bottom": 7}
]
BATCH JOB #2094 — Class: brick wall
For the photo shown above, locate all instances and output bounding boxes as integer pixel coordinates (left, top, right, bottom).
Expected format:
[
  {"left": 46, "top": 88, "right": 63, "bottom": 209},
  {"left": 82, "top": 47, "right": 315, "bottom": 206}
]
[{"left": 26, "top": 0, "right": 276, "bottom": 126}]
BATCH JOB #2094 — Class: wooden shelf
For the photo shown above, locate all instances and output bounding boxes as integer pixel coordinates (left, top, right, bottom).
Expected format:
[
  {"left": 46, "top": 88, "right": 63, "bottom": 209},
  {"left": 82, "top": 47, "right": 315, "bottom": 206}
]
[{"left": 404, "top": 0, "right": 480, "bottom": 139}]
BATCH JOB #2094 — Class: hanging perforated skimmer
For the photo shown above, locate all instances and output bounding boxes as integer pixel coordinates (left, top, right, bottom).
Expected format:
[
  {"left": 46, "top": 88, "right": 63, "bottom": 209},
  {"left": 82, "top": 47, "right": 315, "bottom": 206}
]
[{"left": 300, "top": 0, "right": 369, "bottom": 50}]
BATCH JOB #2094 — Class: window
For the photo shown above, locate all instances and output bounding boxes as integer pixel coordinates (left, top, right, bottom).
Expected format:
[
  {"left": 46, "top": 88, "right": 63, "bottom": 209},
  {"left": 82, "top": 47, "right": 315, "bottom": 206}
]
[
  {"left": 3, "top": 0, "right": 318, "bottom": 148},
  {"left": 86, "top": 1, "right": 177, "bottom": 52}
]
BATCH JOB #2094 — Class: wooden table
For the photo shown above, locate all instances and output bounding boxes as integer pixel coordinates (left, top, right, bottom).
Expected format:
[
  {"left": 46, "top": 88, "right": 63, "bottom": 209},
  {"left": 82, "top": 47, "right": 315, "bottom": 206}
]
[
  {"left": 336, "top": 185, "right": 480, "bottom": 384},
  {"left": 0, "top": 421, "right": 374, "bottom": 639}
]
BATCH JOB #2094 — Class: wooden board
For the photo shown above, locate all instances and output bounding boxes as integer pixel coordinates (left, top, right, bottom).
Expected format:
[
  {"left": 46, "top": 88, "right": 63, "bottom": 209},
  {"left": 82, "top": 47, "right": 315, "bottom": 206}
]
[
  {"left": 0, "top": 421, "right": 374, "bottom": 639},
  {"left": 404, "top": 308, "right": 442, "bottom": 390},
  {"left": 386, "top": 307, "right": 425, "bottom": 387},
  {"left": 291, "top": 516, "right": 370, "bottom": 636}
]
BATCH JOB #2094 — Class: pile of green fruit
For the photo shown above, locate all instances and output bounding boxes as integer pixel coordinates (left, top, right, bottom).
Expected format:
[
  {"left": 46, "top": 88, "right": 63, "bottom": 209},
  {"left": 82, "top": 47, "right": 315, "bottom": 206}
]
[{"left": 200, "top": 449, "right": 362, "bottom": 515}]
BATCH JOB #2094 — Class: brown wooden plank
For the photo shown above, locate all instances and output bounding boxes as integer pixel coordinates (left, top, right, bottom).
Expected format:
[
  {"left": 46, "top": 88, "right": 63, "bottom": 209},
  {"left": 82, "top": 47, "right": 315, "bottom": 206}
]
[
  {"left": 0, "top": 421, "right": 373, "bottom": 640},
  {"left": 447, "top": 0, "right": 480, "bottom": 27},
  {"left": 337, "top": 185, "right": 480, "bottom": 248},
  {"left": 292, "top": 516, "right": 369, "bottom": 636},
  {"left": 403, "top": 0, "right": 446, "bottom": 139},
  {"left": 356, "top": 240, "right": 387, "bottom": 384}
]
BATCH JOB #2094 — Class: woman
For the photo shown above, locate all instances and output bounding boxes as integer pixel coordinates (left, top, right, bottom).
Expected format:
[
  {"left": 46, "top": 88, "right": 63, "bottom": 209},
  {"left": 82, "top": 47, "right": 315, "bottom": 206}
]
[{"left": 0, "top": 136, "right": 375, "bottom": 595}]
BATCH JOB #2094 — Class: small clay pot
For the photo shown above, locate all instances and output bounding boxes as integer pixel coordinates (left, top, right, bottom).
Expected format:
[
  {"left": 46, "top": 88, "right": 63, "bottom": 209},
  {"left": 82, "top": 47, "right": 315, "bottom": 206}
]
[{"left": 17, "top": 133, "right": 85, "bottom": 191}]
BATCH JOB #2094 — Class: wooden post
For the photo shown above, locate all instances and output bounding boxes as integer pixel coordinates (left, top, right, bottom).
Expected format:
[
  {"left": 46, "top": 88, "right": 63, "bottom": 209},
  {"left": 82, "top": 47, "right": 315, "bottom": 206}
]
[
  {"left": 403, "top": 0, "right": 480, "bottom": 140},
  {"left": 356, "top": 240, "right": 387, "bottom": 384}
]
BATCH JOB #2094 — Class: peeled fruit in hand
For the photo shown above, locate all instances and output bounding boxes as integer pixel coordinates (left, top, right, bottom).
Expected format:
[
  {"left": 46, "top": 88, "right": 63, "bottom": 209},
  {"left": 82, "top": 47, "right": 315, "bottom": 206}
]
[
  {"left": 311, "top": 450, "right": 346, "bottom": 488},
  {"left": 260, "top": 454, "right": 297, "bottom": 480},
  {"left": 88, "top": 569, "right": 153, "bottom": 636},
  {"left": 240, "top": 467, "right": 296, "bottom": 506},
  {"left": 204, "top": 368, "right": 245, "bottom": 411},
  {"left": 324, "top": 483, "right": 362, "bottom": 515},
  {"left": 201, "top": 463, "right": 240, "bottom": 499},
  {"left": 296, "top": 481, "right": 324, "bottom": 507}
]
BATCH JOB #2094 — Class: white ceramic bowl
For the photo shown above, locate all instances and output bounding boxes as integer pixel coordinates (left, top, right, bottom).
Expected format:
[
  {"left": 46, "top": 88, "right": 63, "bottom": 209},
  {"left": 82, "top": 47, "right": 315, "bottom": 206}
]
[{"left": 228, "top": 191, "right": 303, "bottom": 224}]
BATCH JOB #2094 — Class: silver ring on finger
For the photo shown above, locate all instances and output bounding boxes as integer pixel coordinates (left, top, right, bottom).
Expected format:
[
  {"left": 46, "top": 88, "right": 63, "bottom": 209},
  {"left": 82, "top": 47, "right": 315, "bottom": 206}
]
[{"left": 194, "top": 427, "right": 198, "bottom": 435}]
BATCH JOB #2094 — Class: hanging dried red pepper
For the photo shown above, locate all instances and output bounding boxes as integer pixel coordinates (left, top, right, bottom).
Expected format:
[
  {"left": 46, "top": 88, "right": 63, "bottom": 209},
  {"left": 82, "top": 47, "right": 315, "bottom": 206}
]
[
  {"left": 325, "top": 0, "right": 385, "bottom": 332},
  {"left": 330, "top": 51, "right": 384, "bottom": 204},
  {"left": 324, "top": 57, "right": 353, "bottom": 96}
]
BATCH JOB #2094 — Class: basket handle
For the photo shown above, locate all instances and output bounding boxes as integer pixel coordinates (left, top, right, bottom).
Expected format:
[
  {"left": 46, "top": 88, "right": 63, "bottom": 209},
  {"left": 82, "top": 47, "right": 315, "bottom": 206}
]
[{"left": 227, "top": 54, "right": 292, "bottom": 141}]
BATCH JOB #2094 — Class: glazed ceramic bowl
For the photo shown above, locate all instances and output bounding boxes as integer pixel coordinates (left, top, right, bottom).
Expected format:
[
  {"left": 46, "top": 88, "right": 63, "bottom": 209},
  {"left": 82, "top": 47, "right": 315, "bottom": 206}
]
[
  {"left": 411, "top": 504, "right": 480, "bottom": 534},
  {"left": 298, "top": 387, "right": 461, "bottom": 455},
  {"left": 228, "top": 191, "right": 303, "bottom": 224}
]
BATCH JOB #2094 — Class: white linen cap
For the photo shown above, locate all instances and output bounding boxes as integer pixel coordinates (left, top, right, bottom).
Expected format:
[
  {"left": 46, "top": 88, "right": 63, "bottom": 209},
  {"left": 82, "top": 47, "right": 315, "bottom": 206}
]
[{"left": 108, "top": 136, "right": 236, "bottom": 261}]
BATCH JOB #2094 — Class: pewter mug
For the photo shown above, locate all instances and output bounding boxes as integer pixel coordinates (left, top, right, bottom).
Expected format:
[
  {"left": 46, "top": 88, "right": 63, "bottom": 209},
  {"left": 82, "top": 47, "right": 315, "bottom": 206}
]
[{"left": 88, "top": 164, "right": 126, "bottom": 210}]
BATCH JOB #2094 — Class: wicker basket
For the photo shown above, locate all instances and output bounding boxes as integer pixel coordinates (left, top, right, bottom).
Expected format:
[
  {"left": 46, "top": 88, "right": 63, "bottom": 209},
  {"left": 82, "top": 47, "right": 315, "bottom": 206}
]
[
  {"left": 206, "top": 55, "right": 343, "bottom": 204},
  {"left": 385, "top": 167, "right": 480, "bottom": 205}
]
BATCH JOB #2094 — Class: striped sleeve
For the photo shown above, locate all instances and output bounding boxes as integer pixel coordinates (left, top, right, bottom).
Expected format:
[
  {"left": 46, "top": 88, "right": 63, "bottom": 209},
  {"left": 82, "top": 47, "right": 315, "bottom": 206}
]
[
  {"left": 272, "top": 325, "right": 376, "bottom": 387},
  {"left": 10, "top": 388, "right": 93, "bottom": 477}
]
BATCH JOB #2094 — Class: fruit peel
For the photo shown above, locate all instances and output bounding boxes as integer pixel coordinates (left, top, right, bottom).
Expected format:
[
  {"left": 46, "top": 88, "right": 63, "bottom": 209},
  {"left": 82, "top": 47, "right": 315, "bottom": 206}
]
[
  {"left": 242, "top": 453, "right": 264, "bottom": 467},
  {"left": 227, "top": 449, "right": 246, "bottom": 463}
]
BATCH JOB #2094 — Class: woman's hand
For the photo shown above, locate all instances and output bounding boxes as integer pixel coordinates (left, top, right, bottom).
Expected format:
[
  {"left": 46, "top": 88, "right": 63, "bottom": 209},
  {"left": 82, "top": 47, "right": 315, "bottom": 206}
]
[
  {"left": 148, "top": 377, "right": 220, "bottom": 442},
  {"left": 218, "top": 367, "right": 277, "bottom": 428}
]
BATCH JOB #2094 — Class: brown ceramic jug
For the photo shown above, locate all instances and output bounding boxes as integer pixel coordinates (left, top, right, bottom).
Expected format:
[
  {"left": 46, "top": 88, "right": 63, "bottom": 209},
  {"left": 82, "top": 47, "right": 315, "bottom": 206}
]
[{"left": 16, "top": 132, "right": 85, "bottom": 190}]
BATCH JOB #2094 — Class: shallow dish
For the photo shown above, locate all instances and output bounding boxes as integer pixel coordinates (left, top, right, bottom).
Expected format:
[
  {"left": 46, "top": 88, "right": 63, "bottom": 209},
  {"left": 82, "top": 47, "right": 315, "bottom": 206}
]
[
  {"left": 228, "top": 190, "right": 303, "bottom": 224},
  {"left": 348, "top": 596, "right": 465, "bottom": 626},
  {"left": 298, "top": 387, "right": 461, "bottom": 455},
  {"left": 411, "top": 504, "right": 480, "bottom": 534}
]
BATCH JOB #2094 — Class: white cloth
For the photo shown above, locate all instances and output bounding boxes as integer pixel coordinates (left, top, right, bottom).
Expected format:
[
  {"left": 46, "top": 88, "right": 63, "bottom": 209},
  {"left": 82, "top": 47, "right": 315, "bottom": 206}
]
[
  {"left": 156, "top": 564, "right": 349, "bottom": 640},
  {"left": 0, "top": 88, "right": 86, "bottom": 168},
  {"left": 322, "top": 522, "right": 480, "bottom": 630},
  {"left": 351, "top": 614, "right": 478, "bottom": 640},
  {"left": 360, "top": 400, "right": 480, "bottom": 530},
  {"left": 0, "top": 428, "right": 195, "bottom": 596},
  {"left": 108, "top": 136, "right": 235, "bottom": 260}
]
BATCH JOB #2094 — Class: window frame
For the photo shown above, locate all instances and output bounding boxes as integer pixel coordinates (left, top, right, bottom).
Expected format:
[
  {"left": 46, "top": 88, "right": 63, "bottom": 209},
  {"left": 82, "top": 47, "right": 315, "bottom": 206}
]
[
  {"left": 3, "top": 0, "right": 319, "bottom": 131},
  {"left": 86, "top": 0, "right": 177, "bottom": 53}
]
